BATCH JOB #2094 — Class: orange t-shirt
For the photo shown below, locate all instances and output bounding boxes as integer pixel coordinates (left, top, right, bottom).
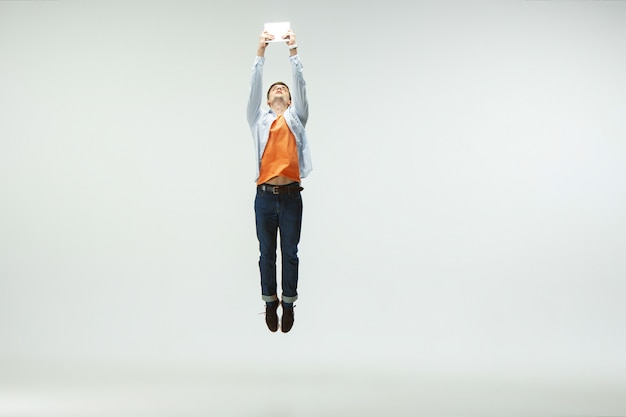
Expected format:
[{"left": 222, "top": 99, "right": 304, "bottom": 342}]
[{"left": 257, "top": 115, "right": 300, "bottom": 184}]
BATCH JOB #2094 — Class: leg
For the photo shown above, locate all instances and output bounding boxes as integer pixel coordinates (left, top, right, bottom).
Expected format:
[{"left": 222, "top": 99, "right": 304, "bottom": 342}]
[
  {"left": 255, "top": 191, "right": 279, "bottom": 303},
  {"left": 278, "top": 192, "right": 303, "bottom": 304}
]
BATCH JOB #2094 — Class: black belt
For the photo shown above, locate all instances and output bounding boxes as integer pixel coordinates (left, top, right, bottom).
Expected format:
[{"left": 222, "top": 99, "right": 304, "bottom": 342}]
[{"left": 258, "top": 184, "right": 303, "bottom": 194}]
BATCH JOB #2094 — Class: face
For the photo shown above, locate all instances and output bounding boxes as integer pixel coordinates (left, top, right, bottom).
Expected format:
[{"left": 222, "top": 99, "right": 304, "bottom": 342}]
[{"left": 267, "top": 84, "right": 291, "bottom": 106}]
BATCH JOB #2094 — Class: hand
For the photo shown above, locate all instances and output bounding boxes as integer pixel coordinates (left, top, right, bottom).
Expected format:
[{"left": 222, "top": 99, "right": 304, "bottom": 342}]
[
  {"left": 282, "top": 29, "right": 296, "bottom": 47},
  {"left": 259, "top": 30, "right": 274, "bottom": 46},
  {"left": 257, "top": 30, "right": 273, "bottom": 56}
]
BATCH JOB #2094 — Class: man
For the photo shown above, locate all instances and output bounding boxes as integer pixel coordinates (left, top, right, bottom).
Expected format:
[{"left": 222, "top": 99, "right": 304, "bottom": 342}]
[{"left": 246, "top": 28, "right": 312, "bottom": 333}]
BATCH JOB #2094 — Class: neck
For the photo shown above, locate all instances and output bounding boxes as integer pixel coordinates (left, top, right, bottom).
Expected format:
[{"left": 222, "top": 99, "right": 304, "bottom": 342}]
[{"left": 270, "top": 103, "right": 288, "bottom": 116}]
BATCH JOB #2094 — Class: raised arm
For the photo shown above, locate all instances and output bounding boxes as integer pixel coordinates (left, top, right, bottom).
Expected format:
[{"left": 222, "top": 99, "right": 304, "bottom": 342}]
[
  {"left": 246, "top": 31, "right": 273, "bottom": 127},
  {"left": 283, "top": 30, "right": 308, "bottom": 126}
]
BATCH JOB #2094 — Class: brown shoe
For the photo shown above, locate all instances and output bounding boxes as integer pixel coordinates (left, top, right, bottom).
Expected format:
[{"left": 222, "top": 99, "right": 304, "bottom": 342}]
[
  {"left": 281, "top": 302, "right": 295, "bottom": 333},
  {"left": 265, "top": 301, "right": 279, "bottom": 332}
]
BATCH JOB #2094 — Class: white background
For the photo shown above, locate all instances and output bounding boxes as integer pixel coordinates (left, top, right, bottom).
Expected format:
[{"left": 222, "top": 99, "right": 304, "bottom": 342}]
[{"left": 1, "top": 1, "right": 625, "bottom": 415}]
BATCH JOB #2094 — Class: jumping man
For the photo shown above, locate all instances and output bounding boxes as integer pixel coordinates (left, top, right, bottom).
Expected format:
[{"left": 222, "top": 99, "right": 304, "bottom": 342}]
[{"left": 246, "top": 28, "right": 312, "bottom": 333}]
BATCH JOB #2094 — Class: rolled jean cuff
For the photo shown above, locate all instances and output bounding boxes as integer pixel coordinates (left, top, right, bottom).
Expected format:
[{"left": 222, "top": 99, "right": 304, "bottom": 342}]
[
  {"left": 262, "top": 294, "right": 279, "bottom": 303},
  {"left": 282, "top": 295, "right": 298, "bottom": 304}
]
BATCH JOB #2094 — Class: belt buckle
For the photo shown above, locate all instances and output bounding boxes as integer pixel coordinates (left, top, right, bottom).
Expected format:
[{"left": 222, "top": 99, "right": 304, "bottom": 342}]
[{"left": 272, "top": 185, "right": 280, "bottom": 195}]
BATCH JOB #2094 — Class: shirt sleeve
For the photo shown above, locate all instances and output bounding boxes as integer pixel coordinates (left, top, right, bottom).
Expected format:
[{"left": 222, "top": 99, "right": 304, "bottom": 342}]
[
  {"left": 289, "top": 55, "right": 309, "bottom": 126},
  {"left": 247, "top": 56, "right": 265, "bottom": 128}
]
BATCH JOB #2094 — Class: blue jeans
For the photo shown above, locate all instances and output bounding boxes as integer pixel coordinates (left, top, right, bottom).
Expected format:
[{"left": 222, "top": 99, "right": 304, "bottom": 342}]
[{"left": 254, "top": 185, "right": 303, "bottom": 304}]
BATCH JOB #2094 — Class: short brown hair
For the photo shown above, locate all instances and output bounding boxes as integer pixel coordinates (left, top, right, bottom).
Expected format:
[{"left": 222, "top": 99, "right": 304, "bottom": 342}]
[{"left": 267, "top": 82, "right": 290, "bottom": 100}]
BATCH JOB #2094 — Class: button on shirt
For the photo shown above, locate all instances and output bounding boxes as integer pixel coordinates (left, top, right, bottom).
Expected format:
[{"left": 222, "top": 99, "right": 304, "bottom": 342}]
[{"left": 246, "top": 55, "right": 312, "bottom": 182}]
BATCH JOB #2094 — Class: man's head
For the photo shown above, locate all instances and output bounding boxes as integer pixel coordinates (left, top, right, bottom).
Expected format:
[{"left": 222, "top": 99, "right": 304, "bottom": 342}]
[{"left": 267, "top": 82, "right": 291, "bottom": 107}]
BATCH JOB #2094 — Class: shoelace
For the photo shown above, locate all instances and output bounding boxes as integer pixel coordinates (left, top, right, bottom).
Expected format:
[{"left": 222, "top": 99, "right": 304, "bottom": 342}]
[
  {"left": 257, "top": 304, "right": 296, "bottom": 315},
  {"left": 258, "top": 304, "right": 278, "bottom": 315}
]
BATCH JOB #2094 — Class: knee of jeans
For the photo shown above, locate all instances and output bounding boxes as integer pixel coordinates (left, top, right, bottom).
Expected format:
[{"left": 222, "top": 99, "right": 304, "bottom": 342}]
[
  {"left": 259, "top": 251, "right": 276, "bottom": 260},
  {"left": 281, "top": 249, "right": 299, "bottom": 260},
  {"left": 284, "top": 256, "right": 299, "bottom": 265}
]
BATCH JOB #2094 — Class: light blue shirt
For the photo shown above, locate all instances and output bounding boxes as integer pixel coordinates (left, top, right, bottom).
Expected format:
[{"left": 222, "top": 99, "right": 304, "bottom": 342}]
[{"left": 246, "top": 54, "right": 312, "bottom": 182}]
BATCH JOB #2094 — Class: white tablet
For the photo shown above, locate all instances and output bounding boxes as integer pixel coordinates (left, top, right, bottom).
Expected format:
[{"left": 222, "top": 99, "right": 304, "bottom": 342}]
[{"left": 264, "top": 22, "right": 290, "bottom": 42}]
